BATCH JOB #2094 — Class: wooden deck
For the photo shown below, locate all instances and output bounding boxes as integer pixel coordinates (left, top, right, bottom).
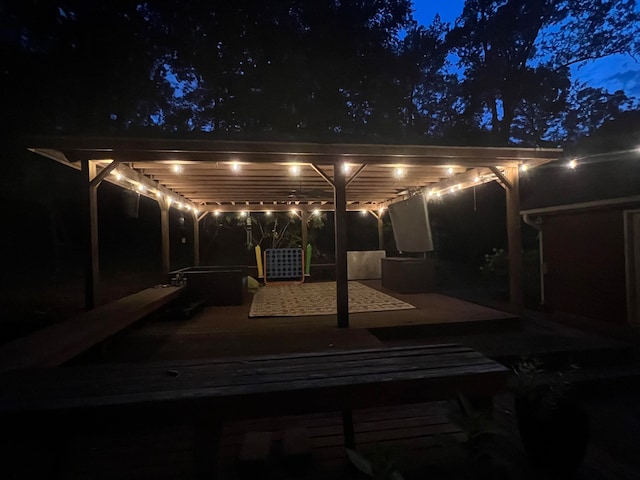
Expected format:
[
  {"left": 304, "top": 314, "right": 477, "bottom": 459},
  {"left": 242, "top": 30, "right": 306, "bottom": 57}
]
[{"left": 101, "top": 280, "right": 517, "bottom": 363}]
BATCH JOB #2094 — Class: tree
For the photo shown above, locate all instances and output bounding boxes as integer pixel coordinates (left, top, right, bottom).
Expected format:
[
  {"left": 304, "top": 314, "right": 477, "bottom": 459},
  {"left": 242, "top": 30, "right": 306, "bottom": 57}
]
[
  {"left": 563, "top": 86, "right": 634, "bottom": 142},
  {"left": 395, "top": 16, "right": 459, "bottom": 138},
  {"left": 0, "top": 0, "right": 163, "bottom": 135},
  {"left": 143, "top": 0, "right": 418, "bottom": 138},
  {"left": 447, "top": 0, "right": 639, "bottom": 145}
]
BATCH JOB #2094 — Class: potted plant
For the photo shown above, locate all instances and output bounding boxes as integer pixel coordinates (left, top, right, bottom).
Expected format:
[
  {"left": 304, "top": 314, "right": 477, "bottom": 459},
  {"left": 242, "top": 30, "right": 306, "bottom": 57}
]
[{"left": 512, "top": 358, "right": 590, "bottom": 479}]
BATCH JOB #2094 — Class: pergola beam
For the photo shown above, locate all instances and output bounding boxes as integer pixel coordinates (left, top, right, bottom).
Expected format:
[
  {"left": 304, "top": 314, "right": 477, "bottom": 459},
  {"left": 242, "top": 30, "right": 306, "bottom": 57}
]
[{"left": 28, "top": 136, "right": 563, "bottom": 164}]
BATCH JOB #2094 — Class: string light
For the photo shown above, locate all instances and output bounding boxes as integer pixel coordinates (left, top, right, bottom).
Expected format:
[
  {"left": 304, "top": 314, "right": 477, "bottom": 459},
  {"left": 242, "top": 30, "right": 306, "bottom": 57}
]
[
  {"left": 360, "top": 209, "right": 367, "bottom": 215},
  {"left": 137, "top": 184, "right": 146, "bottom": 193},
  {"left": 240, "top": 210, "right": 247, "bottom": 217},
  {"left": 177, "top": 202, "right": 183, "bottom": 209},
  {"left": 214, "top": 210, "right": 220, "bottom": 216},
  {"left": 265, "top": 210, "right": 272, "bottom": 216},
  {"left": 172, "top": 164, "right": 183, "bottom": 174},
  {"left": 116, "top": 173, "right": 123, "bottom": 181},
  {"left": 289, "top": 165, "right": 300, "bottom": 175},
  {"left": 342, "top": 163, "right": 351, "bottom": 174},
  {"left": 378, "top": 207, "right": 385, "bottom": 215},
  {"left": 436, "top": 192, "right": 442, "bottom": 198},
  {"left": 568, "top": 159, "right": 578, "bottom": 169},
  {"left": 393, "top": 168, "right": 405, "bottom": 178},
  {"left": 231, "top": 162, "right": 241, "bottom": 173},
  {"left": 447, "top": 167, "right": 454, "bottom": 175},
  {"left": 167, "top": 197, "right": 173, "bottom": 206},
  {"left": 313, "top": 209, "right": 320, "bottom": 216},
  {"left": 290, "top": 209, "right": 297, "bottom": 216},
  {"left": 194, "top": 209, "right": 199, "bottom": 216},
  {"left": 450, "top": 187, "right": 455, "bottom": 193},
  {"left": 474, "top": 176, "right": 480, "bottom": 183},
  {"left": 520, "top": 164, "right": 528, "bottom": 172}
]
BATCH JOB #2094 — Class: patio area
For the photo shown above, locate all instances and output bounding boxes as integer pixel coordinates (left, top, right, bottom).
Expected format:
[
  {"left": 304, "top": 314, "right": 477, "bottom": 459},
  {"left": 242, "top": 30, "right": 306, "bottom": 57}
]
[{"left": 92, "top": 280, "right": 518, "bottom": 363}]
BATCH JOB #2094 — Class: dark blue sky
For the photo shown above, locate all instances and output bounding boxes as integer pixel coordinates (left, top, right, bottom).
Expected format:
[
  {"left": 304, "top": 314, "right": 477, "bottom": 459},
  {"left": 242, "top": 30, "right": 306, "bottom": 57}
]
[{"left": 411, "top": 0, "right": 640, "bottom": 99}]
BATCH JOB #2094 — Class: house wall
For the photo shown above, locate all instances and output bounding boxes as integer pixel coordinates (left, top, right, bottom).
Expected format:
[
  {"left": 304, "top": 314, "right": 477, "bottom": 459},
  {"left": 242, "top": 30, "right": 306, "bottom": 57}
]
[{"left": 541, "top": 208, "right": 627, "bottom": 323}]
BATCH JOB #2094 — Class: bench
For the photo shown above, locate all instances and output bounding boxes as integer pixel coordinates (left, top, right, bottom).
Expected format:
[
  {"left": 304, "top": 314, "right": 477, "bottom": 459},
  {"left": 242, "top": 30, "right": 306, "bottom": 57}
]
[
  {"left": 0, "top": 344, "right": 508, "bottom": 478},
  {"left": 0, "top": 285, "right": 184, "bottom": 373}
]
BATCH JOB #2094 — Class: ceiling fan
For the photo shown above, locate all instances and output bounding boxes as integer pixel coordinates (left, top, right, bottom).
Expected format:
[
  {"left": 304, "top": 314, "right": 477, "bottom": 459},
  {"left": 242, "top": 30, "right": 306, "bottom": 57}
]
[{"left": 278, "top": 188, "right": 333, "bottom": 199}]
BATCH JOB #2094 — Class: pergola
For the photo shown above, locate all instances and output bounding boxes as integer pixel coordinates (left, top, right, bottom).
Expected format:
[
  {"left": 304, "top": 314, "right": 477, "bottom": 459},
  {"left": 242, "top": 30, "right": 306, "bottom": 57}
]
[{"left": 29, "top": 136, "right": 563, "bottom": 327}]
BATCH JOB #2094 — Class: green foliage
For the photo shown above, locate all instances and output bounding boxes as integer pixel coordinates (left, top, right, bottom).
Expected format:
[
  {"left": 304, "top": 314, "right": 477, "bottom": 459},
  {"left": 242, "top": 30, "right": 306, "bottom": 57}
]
[
  {"left": 480, "top": 248, "right": 507, "bottom": 276},
  {"left": 512, "top": 358, "right": 579, "bottom": 414}
]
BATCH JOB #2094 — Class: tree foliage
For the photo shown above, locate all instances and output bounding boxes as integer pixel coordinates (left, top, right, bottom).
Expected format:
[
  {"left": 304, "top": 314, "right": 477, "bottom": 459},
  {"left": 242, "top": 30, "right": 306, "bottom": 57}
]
[
  {"left": 448, "top": 0, "right": 639, "bottom": 145},
  {"left": 1, "top": 0, "right": 638, "bottom": 144}
]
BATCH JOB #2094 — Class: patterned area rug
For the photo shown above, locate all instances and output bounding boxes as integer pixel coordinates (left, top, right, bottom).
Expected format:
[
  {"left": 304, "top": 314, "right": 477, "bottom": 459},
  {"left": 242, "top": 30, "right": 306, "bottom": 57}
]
[{"left": 249, "top": 281, "right": 416, "bottom": 317}]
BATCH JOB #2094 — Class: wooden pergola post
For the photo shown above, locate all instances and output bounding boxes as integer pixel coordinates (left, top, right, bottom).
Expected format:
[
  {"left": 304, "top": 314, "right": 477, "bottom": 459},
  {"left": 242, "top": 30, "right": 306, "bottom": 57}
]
[
  {"left": 505, "top": 167, "right": 523, "bottom": 313},
  {"left": 193, "top": 210, "right": 200, "bottom": 266},
  {"left": 300, "top": 210, "right": 309, "bottom": 252},
  {"left": 159, "top": 198, "right": 171, "bottom": 276},
  {"left": 334, "top": 165, "right": 349, "bottom": 328},
  {"left": 490, "top": 166, "right": 523, "bottom": 313},
  {"left": 80, "top": 158, "right": 100, "bottom": 309},
  {"left": 78, "top": 157, "right": 120, "bottom": 309},
  {"left": 367, "top": 210, "right": 385, "bottom": 250}
]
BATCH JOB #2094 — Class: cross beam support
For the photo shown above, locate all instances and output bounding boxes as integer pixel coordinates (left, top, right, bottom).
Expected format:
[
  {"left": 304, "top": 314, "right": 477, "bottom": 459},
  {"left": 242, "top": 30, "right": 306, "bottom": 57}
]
[{"left": 80, "top": 158, "right": 100, "bottom": 309}]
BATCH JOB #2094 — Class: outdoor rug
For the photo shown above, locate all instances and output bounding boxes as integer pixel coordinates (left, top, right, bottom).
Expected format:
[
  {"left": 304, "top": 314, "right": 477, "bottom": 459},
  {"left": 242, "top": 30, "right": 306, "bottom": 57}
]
[{"left": 249, "top": 281, "right": 416, "bottom": 317}]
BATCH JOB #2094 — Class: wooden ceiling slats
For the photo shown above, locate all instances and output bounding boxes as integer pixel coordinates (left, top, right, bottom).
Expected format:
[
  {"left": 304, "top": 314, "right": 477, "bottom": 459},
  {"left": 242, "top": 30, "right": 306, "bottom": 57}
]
[{"left": 28, "top": 138, "right": 562, "bottom": 210}]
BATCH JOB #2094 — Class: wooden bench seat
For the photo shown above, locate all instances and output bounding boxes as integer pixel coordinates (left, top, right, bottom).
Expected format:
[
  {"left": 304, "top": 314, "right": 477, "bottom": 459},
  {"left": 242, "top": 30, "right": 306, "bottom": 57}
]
[
  {"left": 0, "top": 285, "right": 184, "bottom": 373},
  {"left": 0, "top": 344, "right": 508, "bottom": 478}
]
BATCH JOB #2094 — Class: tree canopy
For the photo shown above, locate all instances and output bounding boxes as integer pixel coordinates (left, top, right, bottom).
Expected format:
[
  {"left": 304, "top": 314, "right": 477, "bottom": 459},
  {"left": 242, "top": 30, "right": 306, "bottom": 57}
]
[{"left": 1, "top": 0, "right": 638, "bottom": 145}]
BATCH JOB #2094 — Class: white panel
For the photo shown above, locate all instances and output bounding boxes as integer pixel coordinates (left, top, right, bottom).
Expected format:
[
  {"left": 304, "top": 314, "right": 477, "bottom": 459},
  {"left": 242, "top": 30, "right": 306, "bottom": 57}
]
[{"left": 347, "top": 250, "right": 386, "bottom": 280}]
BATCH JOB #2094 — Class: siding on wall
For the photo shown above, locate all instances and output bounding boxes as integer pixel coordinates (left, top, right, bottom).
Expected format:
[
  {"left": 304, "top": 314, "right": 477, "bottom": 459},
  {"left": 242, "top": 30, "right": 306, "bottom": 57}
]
[{"left": 541, "top": 208, "right": 627, "bottom": 323}]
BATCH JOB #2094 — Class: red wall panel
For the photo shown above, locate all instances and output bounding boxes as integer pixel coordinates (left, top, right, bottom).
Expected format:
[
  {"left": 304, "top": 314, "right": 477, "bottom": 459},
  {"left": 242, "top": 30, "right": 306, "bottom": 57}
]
[{"left": 541, "top": 209, "right": 627, "bottom": 323}]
